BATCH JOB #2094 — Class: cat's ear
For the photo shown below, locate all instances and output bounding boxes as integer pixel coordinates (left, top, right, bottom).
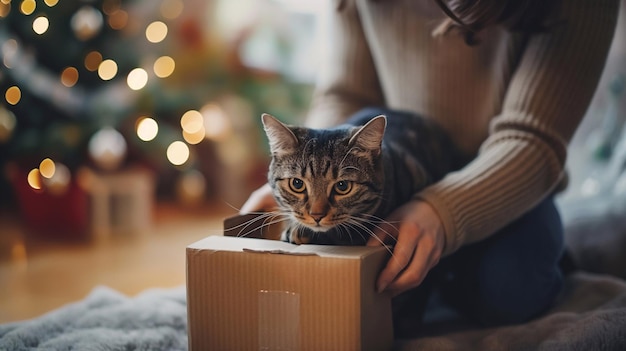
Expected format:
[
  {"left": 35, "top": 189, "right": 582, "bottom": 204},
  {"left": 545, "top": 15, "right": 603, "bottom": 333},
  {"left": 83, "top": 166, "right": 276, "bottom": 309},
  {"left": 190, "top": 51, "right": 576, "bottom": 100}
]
[
  {"left": 261, "top": 113, "right": 299, "bottom": 155},
  {"left": 349, "top": 115, "right": 386, "bottom": 153}
]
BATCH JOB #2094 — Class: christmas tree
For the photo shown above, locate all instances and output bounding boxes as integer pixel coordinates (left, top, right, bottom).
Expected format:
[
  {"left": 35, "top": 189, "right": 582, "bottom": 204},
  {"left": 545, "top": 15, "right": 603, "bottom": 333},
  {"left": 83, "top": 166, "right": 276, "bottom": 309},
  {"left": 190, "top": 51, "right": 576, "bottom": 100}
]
[{"left": 0, "top": 0, "right": 312, "bottom": 210}]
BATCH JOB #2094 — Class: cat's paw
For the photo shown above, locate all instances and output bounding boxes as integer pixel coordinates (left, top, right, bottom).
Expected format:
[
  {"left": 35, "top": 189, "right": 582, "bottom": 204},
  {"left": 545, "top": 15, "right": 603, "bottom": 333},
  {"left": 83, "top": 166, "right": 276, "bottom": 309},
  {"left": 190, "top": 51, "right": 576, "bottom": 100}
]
[{"left": 281, "top": 227, "right": 311, "bottom": 244}]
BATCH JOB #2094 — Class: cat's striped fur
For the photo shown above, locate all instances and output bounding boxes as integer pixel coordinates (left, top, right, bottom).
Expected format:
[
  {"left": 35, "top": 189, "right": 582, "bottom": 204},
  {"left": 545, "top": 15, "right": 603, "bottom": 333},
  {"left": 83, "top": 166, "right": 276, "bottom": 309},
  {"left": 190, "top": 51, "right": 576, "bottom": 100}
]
[{"left": 263, "top": 109, "right": 465, "bottom": 245}]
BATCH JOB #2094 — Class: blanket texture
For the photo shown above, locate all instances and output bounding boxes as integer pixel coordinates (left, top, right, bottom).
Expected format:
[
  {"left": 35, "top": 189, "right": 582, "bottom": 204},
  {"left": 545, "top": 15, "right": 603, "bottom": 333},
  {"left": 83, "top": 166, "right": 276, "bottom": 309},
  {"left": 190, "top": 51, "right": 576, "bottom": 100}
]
[
  {"left": 1, "top": 273, "right": 625, "bottom": 350},
  {"left": 0, "top": 286, "right": 188, "bottom": 351}
]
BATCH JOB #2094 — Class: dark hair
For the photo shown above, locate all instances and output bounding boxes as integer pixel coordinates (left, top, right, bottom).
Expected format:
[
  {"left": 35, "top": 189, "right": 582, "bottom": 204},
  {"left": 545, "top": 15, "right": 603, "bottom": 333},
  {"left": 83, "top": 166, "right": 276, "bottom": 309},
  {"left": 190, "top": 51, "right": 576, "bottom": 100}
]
[{"left": 432, "top": 0, "right": 560, "bottom": 45}]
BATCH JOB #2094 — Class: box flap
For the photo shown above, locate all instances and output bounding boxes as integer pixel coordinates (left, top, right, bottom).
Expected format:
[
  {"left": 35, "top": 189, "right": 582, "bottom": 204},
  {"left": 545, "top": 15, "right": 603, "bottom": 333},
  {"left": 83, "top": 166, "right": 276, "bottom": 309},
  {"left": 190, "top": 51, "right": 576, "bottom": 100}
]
[
  {"left": 188, "top": 235, "right": 296, "bottom": 253},
  {"left": 188, "top": 235, "right": 389, "bottom": 259},
  {"left": 290, "top": 243, "right": 390, "bottom": 259}
]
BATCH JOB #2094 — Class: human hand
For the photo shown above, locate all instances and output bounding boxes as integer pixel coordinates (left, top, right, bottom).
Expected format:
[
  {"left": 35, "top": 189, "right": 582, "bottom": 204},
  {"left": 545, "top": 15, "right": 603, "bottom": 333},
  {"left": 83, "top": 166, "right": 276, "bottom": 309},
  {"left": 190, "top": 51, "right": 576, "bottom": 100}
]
[
  {"left": 240, "top": 183, "right": 278, "bottom": 214},
  {"left": 367, "top": 200, "right": 446, "bottom": 296}
]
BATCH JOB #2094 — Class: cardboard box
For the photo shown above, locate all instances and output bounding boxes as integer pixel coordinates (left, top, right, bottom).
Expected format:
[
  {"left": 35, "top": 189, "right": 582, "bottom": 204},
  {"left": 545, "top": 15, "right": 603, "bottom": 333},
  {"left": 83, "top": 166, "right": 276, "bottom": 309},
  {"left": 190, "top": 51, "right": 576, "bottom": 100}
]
[{"left": 186, "top": 215, "right": 393, "bottom": 351}]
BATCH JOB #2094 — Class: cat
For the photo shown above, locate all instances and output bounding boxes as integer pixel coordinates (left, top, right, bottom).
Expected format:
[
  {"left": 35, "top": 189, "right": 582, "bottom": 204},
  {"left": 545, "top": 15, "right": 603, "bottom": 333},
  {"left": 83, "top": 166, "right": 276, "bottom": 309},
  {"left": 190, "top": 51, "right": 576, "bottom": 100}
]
[{"left": 261, "top": 109, "right": 466, "bottom": 245}]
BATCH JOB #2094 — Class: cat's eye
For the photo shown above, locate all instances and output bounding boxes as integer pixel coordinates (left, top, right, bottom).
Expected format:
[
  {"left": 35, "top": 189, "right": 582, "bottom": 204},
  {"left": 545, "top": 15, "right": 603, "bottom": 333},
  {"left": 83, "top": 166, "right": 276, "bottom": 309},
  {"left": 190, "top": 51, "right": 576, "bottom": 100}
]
[
  {"left": 289, "top": 178, "right": 306, "bottom": 193},
  {"left": 334, "top": 180, "right": 353, "bottom": 195}
]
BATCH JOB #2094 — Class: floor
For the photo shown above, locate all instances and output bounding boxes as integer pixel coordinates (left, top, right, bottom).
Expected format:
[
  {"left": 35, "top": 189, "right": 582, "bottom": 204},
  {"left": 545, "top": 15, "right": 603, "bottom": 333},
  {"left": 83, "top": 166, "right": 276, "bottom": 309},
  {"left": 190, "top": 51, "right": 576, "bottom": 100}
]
[{"left": 0, "top": 202, "right": 236, "bottom": 324}]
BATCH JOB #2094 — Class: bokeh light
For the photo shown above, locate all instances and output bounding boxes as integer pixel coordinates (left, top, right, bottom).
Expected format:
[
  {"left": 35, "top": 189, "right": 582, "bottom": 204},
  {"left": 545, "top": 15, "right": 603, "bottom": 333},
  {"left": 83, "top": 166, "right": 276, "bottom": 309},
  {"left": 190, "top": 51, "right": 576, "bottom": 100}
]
[
  {"left": 0, "top": 2, "right": 10, "bottom": 18},
  {"left": 33, "top": 16, "right": 49, "bottom": 34},
  {"left": 98, "top": 59, "right": 118, "bottom": 80},
  {"left": 61, "top": 67, "right": 79, "bottom": 87},
  {"left": 180, "top": 110, "right": 204, "bottom": 134},
  {"left": 127, "top": 68, "right": 148, "bottom": 90},
  {"left": 71, "top": 6, "right": 104, "bottom": 41},
  {"left": 5, "top": 86, "right": 21, "bottom": 105},
  {"left": 153, "top": 56, "right": 175, "bottom": 78},
  {"left": 146, "top": 21, "right": 168, "bottom": 43},
  {"left": 160, "top": 0, "right": 184, "bottom": 20},
  {"left": 88, "top": 127, "right": 127, "bottom": 171},
  {"left": 39, "top": 158, "right": 56, "bottom": 179},
  {"left": 177, "top": 170, "right": 206, "bottom": 206},
  {"left": 108, "top": 9, "right": 128, "bottom": 30},
  {"left": 20, "top": 0, "right": 36, "bottom": 15},
  {"left": 0, "top": 108, "right": 16, "bottom": 142},
  {"left": 42, "top": 162, "right": 71, "bottom": 195},
  {"left": 27, "top": 168, "right": 42, "bottom": 190},
  {"left": 2, "top": 39, "right": 18, "bottom": 68},
  {"left": 183, "top": 128, "right": 205, "bottom": 145},
  {"left": 202, "top": 104, "right": 232, "bottom": 140},
  {"left": 136, "top": 117, "right": 158, "bottom": 141},
  {"left": 167, "top": 141, "right": 189, "bottom": 166},
  {"left": 44, "top": 0, "right": 59, "bottom": 6},
  {"left": 102, "top": 0, "right": 121, "bottom": 15},
  {"left": 84, "top": 51, "right": 103, "bottom": 71}
]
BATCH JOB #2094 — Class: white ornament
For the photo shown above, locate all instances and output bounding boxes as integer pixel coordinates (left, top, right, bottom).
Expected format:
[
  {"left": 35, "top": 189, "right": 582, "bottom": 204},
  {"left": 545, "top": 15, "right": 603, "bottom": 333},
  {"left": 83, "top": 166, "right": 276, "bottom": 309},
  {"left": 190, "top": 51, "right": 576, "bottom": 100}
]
[
  {"left": 71, "top": 6, "right": 104, "bottom": 41},
  {"left": 88, "top": 127, "right": 127, "bottom": 171}
]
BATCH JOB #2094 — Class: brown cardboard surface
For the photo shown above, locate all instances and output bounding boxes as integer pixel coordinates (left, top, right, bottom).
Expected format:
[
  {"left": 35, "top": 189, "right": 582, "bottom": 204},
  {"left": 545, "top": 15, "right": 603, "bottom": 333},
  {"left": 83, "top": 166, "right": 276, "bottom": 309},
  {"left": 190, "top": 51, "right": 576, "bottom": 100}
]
[{"left": 186, "top": 215, "right": 394, "bottom": 351}]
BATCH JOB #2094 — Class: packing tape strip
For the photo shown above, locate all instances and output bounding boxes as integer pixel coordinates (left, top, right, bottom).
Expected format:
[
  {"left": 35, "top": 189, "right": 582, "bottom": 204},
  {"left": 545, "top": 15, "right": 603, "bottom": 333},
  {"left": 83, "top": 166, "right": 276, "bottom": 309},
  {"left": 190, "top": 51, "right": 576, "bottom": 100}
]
[{"left": 258, "top": 290, "right": 300, "bottom": 351}]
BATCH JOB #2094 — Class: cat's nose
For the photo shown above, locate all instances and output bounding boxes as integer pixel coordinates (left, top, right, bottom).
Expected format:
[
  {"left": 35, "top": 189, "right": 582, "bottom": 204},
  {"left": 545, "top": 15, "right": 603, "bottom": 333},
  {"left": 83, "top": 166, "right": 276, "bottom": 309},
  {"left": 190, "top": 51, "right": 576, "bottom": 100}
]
[{"left": 310, "top": 213, "right": 326, "bottom": 224}]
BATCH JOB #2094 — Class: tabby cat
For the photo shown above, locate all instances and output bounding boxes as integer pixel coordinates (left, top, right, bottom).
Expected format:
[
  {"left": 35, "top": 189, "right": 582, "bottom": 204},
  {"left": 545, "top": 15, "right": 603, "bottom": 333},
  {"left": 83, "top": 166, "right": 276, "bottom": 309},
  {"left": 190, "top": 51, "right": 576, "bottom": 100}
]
[{"left": 262, "top": 109, "right": 465, "bottom": 245}]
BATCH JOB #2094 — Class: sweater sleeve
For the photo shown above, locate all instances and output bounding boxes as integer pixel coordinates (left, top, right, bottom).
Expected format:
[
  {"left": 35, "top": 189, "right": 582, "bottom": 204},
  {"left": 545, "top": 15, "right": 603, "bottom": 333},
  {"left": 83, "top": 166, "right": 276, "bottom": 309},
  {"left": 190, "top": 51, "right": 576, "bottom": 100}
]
[
  {"left": 304, "top": 0, "right": 385, "bottom": 128},
  {"left": 416, "top": 0, "right": 620, "bottom": 256}
]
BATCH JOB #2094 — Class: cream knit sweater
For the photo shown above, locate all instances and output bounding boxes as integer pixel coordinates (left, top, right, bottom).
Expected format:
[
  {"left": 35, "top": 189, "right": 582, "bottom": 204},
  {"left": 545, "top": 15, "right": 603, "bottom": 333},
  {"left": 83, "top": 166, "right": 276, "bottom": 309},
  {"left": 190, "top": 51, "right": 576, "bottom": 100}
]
[{"left": 305, "top": 0, "right": 620, "bottom": 255}]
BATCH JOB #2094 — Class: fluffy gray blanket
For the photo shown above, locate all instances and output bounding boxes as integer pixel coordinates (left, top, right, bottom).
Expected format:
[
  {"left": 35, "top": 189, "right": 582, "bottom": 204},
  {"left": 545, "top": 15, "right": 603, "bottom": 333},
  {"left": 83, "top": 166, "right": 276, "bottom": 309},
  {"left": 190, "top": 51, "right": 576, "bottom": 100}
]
[
  {"left": 1, "top": 272, "right": 625, "bottom": 351},
  {"left": 0, "top": 286, "right": 188, "bottom": 351}
]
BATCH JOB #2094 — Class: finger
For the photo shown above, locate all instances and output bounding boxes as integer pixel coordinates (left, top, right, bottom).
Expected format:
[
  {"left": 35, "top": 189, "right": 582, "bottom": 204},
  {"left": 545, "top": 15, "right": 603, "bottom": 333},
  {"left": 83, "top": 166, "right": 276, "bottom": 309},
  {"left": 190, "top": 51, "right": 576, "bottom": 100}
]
[
  {"left": 385, "top": 233, "right": 440, "bottom": 295},
  {"left": 376, "top": 221, "right": 420, "bottom": 293}
]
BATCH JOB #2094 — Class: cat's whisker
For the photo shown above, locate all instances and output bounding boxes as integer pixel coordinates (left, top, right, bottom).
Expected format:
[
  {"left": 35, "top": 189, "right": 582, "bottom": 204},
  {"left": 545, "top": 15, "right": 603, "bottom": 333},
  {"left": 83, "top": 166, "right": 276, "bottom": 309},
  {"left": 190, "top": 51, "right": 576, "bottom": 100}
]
[
  {"left": 222, "top": 204, "right": 295, "bottom": 237},
  {"left": 222, "top": 201, "right": 281, "bottom": 216},
  {"left": 231, "top": 211, "right": 290, "bottom": 238},
  {"left": 344, "top": 218, "right": 373, "bottom": 237},
  {"left": 359, "top": 212, "right": 399, "bottom": 224},
  {"left": 337, "top": 223, "right": 349, "bottom": 243},
  {"left": 339, "top": 146, "right": 364, "bottom": 171},
  {"left": 226, "top": 212, "right": 275, "bottom": 235},
  {"left": 253, "top": 214, "right": 293, "bottom": 239},
  {"left": 344, "top": 219, "right": 394, "bottom": 257},
  {"left": 341, "top": 222, "right": 361, "bottom": 245},
  {"left": 349, "top": 215, "right": 399, "bottom": 243},
  {"left": 352, "top": 221, "right": 370, "bottom": 243},
  {"left": 355, "top": 218, "right": 398, "bottom": 248},
  {"left": 222, "top": 201, "right": 246, "bottom": 214}
]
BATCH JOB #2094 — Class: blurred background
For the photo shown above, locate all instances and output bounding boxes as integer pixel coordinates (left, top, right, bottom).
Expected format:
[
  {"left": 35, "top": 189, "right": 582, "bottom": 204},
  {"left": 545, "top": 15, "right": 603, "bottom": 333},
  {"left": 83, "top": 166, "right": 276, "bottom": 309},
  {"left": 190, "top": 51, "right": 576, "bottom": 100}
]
[
  {"left": 0, "top": 0, "right": 327, "bottom": 323},
  {"left": 0, "top": 0, "right": 624, "bottom": 325},
  {"left": 0, "top": 0, "right": 325, "bottom": 221}
]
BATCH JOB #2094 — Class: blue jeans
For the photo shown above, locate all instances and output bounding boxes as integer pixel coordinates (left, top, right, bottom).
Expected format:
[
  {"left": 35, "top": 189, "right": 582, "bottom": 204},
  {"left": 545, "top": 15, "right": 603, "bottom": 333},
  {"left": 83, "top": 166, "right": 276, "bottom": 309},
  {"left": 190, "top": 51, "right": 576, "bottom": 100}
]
[{"left": 437, "top": 196, "right": 565, "bottom": 326}]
